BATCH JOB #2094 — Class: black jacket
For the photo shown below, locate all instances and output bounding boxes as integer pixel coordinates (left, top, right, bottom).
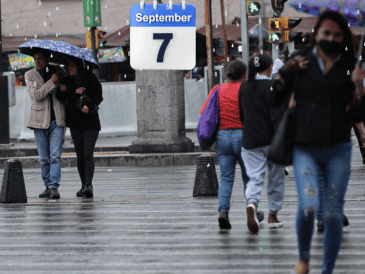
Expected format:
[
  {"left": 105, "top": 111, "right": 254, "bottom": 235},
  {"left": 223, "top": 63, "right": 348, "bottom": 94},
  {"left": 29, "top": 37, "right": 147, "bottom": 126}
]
[
  {"left": 56, "top": 72, "right": 103, "bottom": 131},
  {"left": 271, "top": 46, "right": 362, "bottom": 146},
  {"left": 239, "top": 79, "right": 286, "bottom": 149}
]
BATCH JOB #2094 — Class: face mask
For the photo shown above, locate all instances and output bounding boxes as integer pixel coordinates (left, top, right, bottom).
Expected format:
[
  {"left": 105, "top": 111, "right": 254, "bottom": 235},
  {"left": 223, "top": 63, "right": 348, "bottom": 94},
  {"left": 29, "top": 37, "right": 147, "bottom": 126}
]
[{"left": 318, "top": 40, "right": 342, "bottom": 55}]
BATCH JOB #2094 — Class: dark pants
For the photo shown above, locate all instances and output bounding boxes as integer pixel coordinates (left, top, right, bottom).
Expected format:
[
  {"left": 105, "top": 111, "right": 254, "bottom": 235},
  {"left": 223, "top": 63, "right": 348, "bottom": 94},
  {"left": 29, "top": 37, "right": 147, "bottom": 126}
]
[{"left": 70, "top": 129, "right": 99, "bottom": 187}]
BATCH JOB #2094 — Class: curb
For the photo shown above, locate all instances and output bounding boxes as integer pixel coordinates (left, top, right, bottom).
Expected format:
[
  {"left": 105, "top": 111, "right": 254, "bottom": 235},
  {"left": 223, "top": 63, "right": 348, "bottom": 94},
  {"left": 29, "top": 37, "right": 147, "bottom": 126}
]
[
  {"left": 0, "top": 145, "right": 207, "bottom": 158},
  {"left": 0, "top": 153, "right": 218, "bottom": 168}
]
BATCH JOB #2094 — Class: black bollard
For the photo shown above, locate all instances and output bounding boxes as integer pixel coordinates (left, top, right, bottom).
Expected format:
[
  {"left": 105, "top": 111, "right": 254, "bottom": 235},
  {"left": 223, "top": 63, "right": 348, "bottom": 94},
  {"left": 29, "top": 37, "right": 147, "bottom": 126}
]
[
  {"left": 193, "top": 155, "right": 219, "bottom": 197},
  {"left": 0, "top": 159, "right": 27, "bottom": 203}
]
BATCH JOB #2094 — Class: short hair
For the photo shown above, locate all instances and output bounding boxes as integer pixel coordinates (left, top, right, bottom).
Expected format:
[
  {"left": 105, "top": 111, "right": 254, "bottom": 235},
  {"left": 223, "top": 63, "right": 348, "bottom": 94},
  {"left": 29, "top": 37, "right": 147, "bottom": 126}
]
[{"left": 33, "top": 49, "right": 51, "bottom": 60}]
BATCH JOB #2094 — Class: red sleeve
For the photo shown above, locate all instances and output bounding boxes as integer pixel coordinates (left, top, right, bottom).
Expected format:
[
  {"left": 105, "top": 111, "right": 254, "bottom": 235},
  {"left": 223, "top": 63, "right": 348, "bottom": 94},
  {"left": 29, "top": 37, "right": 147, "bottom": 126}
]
[{"left": 200, "top": 84, "right": 220, "bottom": 115}]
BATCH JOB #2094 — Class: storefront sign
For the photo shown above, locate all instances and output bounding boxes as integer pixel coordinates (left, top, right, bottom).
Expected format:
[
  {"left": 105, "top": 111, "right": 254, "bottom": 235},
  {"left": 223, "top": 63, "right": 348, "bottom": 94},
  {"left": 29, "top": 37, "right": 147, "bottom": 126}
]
[
  {"left": 89, "top": 47, "right": 127, "bottom": 63},
  {"left": 8, "top": 53, "right": 35, "bottom": 70}
]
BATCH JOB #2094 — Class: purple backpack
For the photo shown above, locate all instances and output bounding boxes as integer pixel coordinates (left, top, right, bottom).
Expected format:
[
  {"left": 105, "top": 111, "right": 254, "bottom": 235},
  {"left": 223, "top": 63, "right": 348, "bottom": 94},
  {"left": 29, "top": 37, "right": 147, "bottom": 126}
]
[{"left": 197, "top": 85, "right": 221, "bottom": 150}]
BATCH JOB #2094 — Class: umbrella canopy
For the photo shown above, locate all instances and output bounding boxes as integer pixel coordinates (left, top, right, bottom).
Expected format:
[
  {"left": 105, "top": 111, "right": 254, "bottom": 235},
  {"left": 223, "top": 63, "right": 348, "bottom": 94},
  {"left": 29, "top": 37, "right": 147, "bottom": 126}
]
[
  {"left": 289, "top": 0, "right": 365, "bottom": 65},
  {"left": 290, "top": 0, "right": 365, "bottom": 26},
  {"left": 17, "top": 39, "right": 100, "bottom": 70}
]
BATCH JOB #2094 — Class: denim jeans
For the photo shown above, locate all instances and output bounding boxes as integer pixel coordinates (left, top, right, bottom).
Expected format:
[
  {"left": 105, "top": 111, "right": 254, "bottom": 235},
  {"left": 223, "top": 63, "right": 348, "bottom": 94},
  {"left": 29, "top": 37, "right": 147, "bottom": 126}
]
[
  {"left": 34, "top": 121, "right": 64, "bottom": 189},
  {"left": 216, "top": 129, "right": 249, "bottom": 212},
  {"left": 241, "top": 145, "right": 285, "bottom": 214},
  {"left": 292, "top": 142, "right": 352, "bottom": 274}
]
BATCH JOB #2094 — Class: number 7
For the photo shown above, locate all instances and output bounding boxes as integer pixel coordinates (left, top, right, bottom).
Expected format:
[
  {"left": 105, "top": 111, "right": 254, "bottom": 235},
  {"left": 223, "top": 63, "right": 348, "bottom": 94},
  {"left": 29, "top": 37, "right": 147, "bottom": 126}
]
[{"left": 153, "top": 33, "right": 173, "bottom": 63}]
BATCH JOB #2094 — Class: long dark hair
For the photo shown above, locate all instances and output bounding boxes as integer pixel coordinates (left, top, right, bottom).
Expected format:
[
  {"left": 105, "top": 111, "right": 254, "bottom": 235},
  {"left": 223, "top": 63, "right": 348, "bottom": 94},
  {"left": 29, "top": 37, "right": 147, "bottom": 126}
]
[
  {"left": 309, "top": 11, "right": 355, "bottom": 62},
  {"left": 67, "top": 57, "right": 92, "bottom": 80},
  {"left": 247, "top": 52, "right": 273, "bottom": 82},
  {"left": 226, "top": 60, "right": 247, "bottom": 81}
]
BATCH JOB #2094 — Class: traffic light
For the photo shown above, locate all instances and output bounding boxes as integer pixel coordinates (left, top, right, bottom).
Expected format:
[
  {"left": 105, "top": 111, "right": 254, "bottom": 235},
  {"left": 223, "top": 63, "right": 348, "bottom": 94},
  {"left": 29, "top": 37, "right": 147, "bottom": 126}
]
[
  {"left": 268, "top": 18, "right": 284, "bottom": 44},
  {"left": 281, "top": 18, "right": 302, "bottom": 42},
  {"left": 246, "top": 0, "right": 261, "bottom": 16},
  {"left": 275, "top": 0, "right": 288, "bottom": 8},
  {"left": 96, "top": 30, "right": 107, "bottom": 48},
  {"left": 271, "top": 0, "right": 287, "bottom": 16}
]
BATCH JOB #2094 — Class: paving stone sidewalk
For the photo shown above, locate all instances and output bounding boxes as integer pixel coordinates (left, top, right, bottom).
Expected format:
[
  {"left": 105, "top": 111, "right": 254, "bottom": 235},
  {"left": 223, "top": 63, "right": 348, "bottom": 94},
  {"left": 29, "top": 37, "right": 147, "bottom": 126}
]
[{"left": 0, "top": 149, "right": 364, "bottom": 273}]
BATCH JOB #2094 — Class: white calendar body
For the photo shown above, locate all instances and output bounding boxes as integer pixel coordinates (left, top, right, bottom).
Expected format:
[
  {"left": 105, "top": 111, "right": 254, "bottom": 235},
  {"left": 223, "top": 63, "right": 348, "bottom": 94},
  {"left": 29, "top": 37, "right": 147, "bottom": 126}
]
[{"left": 130, "top": 4, "right": 196, "bottom": 70}]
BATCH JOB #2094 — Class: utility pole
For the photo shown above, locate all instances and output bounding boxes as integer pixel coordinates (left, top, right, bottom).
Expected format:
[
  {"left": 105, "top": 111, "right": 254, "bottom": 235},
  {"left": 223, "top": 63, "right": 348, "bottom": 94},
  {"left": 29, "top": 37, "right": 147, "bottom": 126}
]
[
  {"left": 240, "top": 0, "right": 249, "bottom": 65},
  {"left": 220, "top": 0, "right": 229, "bottom": 69},
  {"left": 205, "top": 0, "right": 214, "bottom": 92},
  {"left": 259, "top": 15, "right": 263, "bottom": 52},
  {"left": 0, "top": 0, "right": 10, "bottom": 146},
  {"left": 91, "top": 27, "right": 97, "bottom": 64},
  {"left": 0, "top": 0, "right": 3, "bottom": 76}
]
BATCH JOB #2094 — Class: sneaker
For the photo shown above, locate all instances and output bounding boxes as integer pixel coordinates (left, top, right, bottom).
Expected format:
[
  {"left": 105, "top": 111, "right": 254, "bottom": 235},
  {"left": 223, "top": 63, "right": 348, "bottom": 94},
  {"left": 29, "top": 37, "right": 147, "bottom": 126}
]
[
  {"left": 268, "top": 213, "right": 284, "bottom": 229},
  {"left": 50, "top": 188, "right": 60, "bottom": 199},
  {"left": 83, "top": 185, "right": 93, "bottom": 198},
  {"left": 257, "top": 210, "right": 265, "bottom": 223},
  {"left": 317, "top": 219, "right": 324, "bottom": 232},
  {"left": 218, "top": 210, "right": 231, "bottom": 229},
  {"left": 344, "top": 214, "right": 350, "bottom": 227},
  {"left": 76, "top": 188, "right": 86, "bottom": 198},
  {"left": 247, "top": 203, "right": 259, "bottom": 233},
  {"left": 39, "top": 186, "right": 51, "bottom": 198},
  {"left": 285, "top": 168, "right": 289, "bottom": 176}
]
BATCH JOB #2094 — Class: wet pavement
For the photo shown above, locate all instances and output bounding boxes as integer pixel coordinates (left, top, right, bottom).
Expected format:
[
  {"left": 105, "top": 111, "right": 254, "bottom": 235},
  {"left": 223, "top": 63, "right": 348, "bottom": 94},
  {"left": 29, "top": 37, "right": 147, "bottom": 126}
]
[{"left": 0, "top": 148, "right": 364, "bottom": 273}]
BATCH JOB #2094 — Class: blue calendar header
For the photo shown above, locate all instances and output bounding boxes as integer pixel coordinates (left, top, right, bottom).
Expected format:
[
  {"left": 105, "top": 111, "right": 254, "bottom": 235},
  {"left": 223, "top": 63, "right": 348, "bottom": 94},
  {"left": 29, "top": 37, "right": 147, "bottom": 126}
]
[{"left": 130, "top": 4, "right": 196, "bottom": 27}]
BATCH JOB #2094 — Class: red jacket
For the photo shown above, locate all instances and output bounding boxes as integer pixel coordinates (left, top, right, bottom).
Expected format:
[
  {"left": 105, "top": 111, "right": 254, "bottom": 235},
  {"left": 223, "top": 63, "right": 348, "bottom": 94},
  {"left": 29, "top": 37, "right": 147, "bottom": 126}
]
[{"left": 201, "top": 82, "right": 244, "bottom": 131}]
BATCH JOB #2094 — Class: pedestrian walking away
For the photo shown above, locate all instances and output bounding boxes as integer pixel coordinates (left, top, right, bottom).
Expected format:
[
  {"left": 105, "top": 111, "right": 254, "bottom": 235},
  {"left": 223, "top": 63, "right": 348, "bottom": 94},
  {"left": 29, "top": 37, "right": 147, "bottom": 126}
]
[
  {"left": 200, "top": 60, "right": 264, "bottom": 230},
  {"left": 239, "top": 52, "right": 286, "bottom": 234},
  {"left": 271, "top": 11, "right": 365, "bottom": 274},
  {"left": 56, "top": 57, "right": 103, "bottom": 198},
  {"left": 25, "top": 49, "right": 66, "bottom": 199}
]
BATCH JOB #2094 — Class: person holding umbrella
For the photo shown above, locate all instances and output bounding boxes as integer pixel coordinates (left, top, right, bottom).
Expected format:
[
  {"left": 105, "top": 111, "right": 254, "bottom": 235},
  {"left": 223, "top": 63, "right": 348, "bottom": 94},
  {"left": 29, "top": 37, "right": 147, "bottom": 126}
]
[
  {"left": 24, "top": 49, "right": 65, "bottom": 199},
  {"left": 271, "top": 11, "right": 365, "bottom": 274},
  {"left": 56, "top": 57, "right": 103, "bottom": 198}
]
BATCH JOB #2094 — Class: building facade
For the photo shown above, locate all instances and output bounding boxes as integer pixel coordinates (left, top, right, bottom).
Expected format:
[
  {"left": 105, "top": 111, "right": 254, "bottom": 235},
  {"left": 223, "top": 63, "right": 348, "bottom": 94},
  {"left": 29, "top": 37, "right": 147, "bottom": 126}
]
[{"left": 1, "top": 0, "right": 311, "bottom": 38}]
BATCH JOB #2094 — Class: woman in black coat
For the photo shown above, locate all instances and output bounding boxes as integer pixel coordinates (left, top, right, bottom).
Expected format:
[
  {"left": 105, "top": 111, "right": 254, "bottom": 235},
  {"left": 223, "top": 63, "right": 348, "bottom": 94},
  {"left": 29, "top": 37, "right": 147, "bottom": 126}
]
[
  {"left": 271, "top": 11, "right": 364, "bottom": 274},
  {"left": 56, "top": 57, "right": 103, "bottom": 198}
]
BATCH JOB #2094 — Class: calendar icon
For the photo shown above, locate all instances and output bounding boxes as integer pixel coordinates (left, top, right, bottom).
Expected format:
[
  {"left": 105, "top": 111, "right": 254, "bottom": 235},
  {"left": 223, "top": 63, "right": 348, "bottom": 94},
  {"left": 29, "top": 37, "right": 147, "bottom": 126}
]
[{"left": 130, "top": 3, "right": 196, "bottom": 70}]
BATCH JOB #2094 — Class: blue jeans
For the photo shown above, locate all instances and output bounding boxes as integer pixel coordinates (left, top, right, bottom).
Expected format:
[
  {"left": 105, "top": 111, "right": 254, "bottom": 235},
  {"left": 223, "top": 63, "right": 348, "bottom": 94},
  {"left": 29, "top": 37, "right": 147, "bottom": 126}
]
[
  {"left": 34, "top": 121, "right": 64, "bottom": 189},
  {"left": 292, "top": 142, "right": 352, "bottom": 274},
  {"left": 317, "top": 170, "right": 324, "bottom": 220},
  {"left": 216, "top": 129, "right": 249, "bottom": 212}
]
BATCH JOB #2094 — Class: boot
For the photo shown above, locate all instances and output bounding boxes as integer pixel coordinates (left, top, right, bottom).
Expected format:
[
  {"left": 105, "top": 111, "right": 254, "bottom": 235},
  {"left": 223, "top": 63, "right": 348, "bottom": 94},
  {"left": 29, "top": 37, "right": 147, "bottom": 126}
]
[
  {"left": 39, "top": 186, "right": 51, "bottom": 198},
  {"left": 218, "top": 210, "right": 231, "bottom": 229},
  {"left": 50, "top": 188, "right": 60, "bottom": 199},
  {"left": 76, "top": 188, "right": 86, "bottom": 197},
  {"left": 76, "top": 184, "right": 86, "bottom": 197},
  {"left": 83, "top": 185, "right": 93, "bottom": 198}
]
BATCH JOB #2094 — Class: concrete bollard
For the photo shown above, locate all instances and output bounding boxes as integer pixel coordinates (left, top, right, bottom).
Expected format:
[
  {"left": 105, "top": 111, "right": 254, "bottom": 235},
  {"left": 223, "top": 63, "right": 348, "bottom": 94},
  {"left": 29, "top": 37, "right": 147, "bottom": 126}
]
[
  {"left": 193, "top": 155, "right": 219, "bottom": 197},
  {"left": 0, "top": 159, "right": 27, "bottom": 203}
]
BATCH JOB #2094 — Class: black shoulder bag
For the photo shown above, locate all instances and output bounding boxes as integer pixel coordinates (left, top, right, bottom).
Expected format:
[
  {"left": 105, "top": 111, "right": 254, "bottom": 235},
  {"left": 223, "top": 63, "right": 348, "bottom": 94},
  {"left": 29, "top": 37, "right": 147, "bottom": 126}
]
[
  {"left": 76, "top": 93, "right": 99, "bottom": 116},
  {"left": 268, "top": 73, "right": 299, "bottom": 166}
]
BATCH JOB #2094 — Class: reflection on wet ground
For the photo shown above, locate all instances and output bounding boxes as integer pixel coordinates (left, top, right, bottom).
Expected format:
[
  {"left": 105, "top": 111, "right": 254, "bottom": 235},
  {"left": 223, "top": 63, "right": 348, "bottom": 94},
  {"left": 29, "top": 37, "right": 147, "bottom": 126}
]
[{"left": 0, "top": 162, "right": 364, "bottom": 273}]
